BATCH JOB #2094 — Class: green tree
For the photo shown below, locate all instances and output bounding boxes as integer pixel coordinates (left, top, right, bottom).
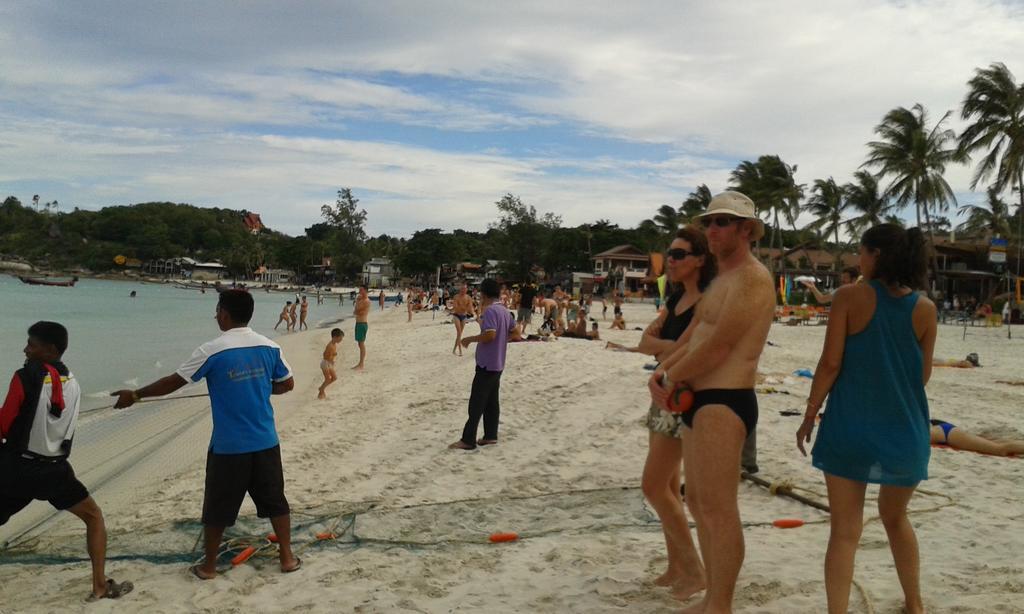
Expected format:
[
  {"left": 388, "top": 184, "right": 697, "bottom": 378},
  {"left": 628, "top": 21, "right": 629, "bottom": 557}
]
[
  {"left": 863, "top": 103, "right": 964, "bottom": 290},
  {"left": 394, "top": 229, "right": 466, "bottom": 280},
  {"left": 959, "top": 62, "right": 1024, "bottom": 272},
  {"left": 956, "top": 186, "right": 1012, "bottom": 240},
  {"left": 680, "top": 184, "right": 713, "bottom": 223},
  {"left": 490, "top": 193, "right": 561, "bottom": 280},
  {"left": 320, "top": 188, "right": 368, "bottom": 282},
  {"left": 843, "top": 170, "right": 892, "bottom": 236},
  {"left": 805, "top": 178, "right": 851, "bottom": 270},
  {"left": 729, "top": 155, "right": 804, "bottom": 272}
]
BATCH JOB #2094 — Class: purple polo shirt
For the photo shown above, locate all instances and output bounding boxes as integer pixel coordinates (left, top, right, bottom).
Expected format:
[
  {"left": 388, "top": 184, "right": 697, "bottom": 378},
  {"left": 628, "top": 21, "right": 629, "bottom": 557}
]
[{"left": 476, "top": 303, "right": 516, "bottom": 371}]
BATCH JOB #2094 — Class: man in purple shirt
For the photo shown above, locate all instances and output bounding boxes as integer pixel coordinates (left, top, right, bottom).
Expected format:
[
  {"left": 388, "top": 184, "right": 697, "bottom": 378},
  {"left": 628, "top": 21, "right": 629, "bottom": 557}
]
[{"left": 450, "top": 278, "right": 520, "bottom": 450}]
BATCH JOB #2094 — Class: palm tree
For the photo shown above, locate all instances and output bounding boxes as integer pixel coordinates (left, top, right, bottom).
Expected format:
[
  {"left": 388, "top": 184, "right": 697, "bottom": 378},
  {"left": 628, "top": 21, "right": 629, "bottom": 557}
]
[
  {"left": 956, "top": 186, "right": 1012, "bottom": 240},
  {"left": 679, "top": 184, "right": 713, "bottom": 223},
  {"left": 844, "top": 170, "right": 892, "bottom": 236},
  {"left": 959, "top": 62, "right": 1024, "bottom": 274},
  {"left": 863, "top": 103, "right": 964, "bottom": 290},
  {"left": 729, "top": 155, "right": 804, "bottom": 273},
  {"left": 653, "top": 204, "right": 681, "bottom": 235},
  {"left": 805, "top": 178, "right": 851, "bottom": 270},
  {"left": 642, "top": 204, "right": 682, "bottom": 249}
]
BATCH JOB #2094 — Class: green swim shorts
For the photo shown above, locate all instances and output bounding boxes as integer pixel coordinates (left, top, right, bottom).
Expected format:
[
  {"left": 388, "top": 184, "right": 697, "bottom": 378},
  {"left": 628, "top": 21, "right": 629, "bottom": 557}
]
[{"left": 354, "top": 322, "right": 368, "bottom": 343}]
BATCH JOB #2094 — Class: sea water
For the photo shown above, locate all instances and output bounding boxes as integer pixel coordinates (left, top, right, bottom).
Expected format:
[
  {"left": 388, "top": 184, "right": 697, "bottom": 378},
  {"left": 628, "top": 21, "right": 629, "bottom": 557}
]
[{"left": 0, "top": 275, "right": 353, "bottom": 410}]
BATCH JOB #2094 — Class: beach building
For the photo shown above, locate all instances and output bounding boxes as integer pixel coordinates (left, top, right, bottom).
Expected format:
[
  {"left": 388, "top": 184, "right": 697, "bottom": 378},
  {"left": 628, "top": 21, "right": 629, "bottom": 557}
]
[
  {"left": 253, "top": 265, "right": 293, "bottom": 284},
  {"left": 242, "top": 211, "right": 264, "bottom": 235},
  {"left": 591, "top": 245, "right": 649, "bottom": 295},
  {"left": 362, "top": 257, "right": 395, "bottom": 288},
  {"left": 188, "top": 260, "right": 229, "bottom": 281},
  {"left": 485, "top": 259, "right": 502, "bottom": 280}
]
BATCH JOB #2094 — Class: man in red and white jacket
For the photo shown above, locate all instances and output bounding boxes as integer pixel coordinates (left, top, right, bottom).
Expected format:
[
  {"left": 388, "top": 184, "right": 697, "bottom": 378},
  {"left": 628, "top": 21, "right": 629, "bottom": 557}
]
[{"left": 0, "top": 321, "right": 132, "bottom": 602}]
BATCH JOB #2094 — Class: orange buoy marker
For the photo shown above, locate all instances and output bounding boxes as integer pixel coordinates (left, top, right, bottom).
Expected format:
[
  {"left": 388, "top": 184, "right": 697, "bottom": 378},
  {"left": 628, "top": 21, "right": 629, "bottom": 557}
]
[
  {"left": 772, "top": 519, "right": 804, "bottom": 529},
  {"left": 267, "top": 534, "right": 279, "bottom": 543},
  {"left": 231, "top": 546, "right": 257, "bottom": 566},
  {"left": 489, "top": 532, "right": 519, "bottom": 543},
  {"left": 316, "top": 532, "right": 337, "bottom": 541},
  {"left": 667, "top": 383, "right": 694, "bottom": 414}
]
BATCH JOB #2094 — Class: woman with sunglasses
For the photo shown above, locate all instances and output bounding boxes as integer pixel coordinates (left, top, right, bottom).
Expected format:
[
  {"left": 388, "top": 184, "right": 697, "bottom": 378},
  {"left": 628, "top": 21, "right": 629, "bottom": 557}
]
[{"left": 638, "top": 226, "right": 717, "bottom": 600}]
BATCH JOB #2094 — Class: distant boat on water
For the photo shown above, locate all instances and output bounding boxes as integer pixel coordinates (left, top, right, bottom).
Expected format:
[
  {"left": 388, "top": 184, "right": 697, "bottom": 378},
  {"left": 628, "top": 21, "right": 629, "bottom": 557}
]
[{"left": 17, "top": 275, "right": 79, "bottom": 287}]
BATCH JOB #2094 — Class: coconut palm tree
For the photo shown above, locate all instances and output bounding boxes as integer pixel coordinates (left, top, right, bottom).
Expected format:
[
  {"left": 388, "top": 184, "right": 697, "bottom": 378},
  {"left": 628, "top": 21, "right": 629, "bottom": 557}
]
[
  {"left": 863, "top": 103, "right": 964, "bottom": 290},
  {"left": 729, "top": 155, "right": 804, "bottom": 272},
  {"left": 653, "top": 204, "right": 680, "bottom": 234},
  {"left": 844, "top": 170, "right": 892, "bottom": 235},
  {"left": 959, "top": 62, "right": 1024, "bottom": 273},
  {"left": 956, "top": 186, "right": 1012, "bottom": 240},
  {"left": 679, "top": 184, "right": 713, "bottom": 223},
  {"left": 805, "top": 178, "right": 851, "bottom": 270},
  {"left": 642, "top": 204, "right": 682, "bottom": 249}
]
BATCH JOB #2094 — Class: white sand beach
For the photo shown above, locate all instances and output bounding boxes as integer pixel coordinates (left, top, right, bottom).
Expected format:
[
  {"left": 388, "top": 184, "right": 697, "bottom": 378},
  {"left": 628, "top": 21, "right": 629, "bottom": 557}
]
[{"left": 1, "top": 302, "right": 1022, "bottom": 613}]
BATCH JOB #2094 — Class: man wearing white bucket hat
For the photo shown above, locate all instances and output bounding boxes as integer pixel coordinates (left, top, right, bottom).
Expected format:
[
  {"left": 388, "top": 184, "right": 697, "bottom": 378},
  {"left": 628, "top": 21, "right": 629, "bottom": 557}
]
[{"left": 649, "top": 190, "right": 775, "bottom": 612}]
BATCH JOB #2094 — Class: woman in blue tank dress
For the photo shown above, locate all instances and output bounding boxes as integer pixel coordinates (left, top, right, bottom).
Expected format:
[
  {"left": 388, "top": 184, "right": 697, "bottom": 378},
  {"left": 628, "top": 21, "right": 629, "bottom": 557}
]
[
  {"left": 796, "top": 224, "right": 937, "bottom": 614},
  {"left": 638, "top": 226, "right": 716, "bottom": 601}
]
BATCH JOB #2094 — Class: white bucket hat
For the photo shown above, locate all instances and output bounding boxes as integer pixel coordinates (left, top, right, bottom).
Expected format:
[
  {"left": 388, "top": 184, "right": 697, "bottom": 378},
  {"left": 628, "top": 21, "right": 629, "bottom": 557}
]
[{"left": 695, "top": 191, "right": 765, "bottom": 241}]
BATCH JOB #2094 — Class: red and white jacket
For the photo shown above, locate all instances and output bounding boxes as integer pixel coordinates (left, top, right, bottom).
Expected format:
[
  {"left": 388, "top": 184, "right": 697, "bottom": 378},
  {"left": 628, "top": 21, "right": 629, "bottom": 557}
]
[{"left": 0, "top": 360, "right": 81, "bottom": 459}]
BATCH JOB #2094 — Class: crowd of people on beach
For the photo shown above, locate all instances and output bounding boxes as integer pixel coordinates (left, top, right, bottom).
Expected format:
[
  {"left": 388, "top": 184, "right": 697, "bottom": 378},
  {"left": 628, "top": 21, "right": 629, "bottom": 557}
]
[{"left": 3, "top": 190, "right": 1024, "bottom": 611}]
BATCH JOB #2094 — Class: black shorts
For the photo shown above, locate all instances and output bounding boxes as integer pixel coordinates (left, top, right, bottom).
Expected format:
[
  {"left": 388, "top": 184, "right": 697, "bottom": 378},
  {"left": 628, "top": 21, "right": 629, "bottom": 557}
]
[
  {"left": 0, "top": 452, "right": 90, "bottom": 525},
  {"left": 203, "top": 445, "right": 290, "bottom": 526},
  {"left": 681, "top": 388, "right": 758, "bottom": 436}
]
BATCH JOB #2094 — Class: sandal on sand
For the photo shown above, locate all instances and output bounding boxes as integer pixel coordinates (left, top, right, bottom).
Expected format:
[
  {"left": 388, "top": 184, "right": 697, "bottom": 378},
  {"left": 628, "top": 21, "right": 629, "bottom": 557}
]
[
  {"left": 85, "top": 579, "right": 134, "bottom": 602},
  {"left": 476, "top": 439, "right": 498, "bottom": 446},
  {"left": 448, "top": 441, "right": 476, "bottom": 450},
  {"left": 189, "top": 564, "right": 216, "bottom": 581},
  {"left": 283, "top": 557, "right": 302, "bottom": 573}
]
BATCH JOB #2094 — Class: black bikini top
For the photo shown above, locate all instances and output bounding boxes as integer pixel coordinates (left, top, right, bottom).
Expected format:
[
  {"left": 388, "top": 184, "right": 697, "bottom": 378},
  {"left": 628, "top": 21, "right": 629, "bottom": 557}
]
[{"left": 660, "top": 291, "right": 697, "bottom": 341}]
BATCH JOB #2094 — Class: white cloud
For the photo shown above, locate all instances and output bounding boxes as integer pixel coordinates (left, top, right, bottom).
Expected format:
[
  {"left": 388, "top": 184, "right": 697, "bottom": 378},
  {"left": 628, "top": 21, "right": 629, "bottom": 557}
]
[{"left": 2, "top": 0, "right": 1023, "bottom": 239}]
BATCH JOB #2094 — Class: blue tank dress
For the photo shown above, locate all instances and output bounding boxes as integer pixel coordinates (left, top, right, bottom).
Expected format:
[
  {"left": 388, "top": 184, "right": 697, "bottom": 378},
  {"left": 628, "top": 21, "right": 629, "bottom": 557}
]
[{"left": 811, "top": 280, "right": 930, "bottom": 487}]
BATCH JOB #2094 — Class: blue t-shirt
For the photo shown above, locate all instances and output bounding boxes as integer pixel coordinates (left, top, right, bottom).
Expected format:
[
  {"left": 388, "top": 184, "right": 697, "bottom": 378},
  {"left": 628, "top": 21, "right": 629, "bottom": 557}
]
[{"left": 176, "top": 327, "right": 292, "bottom": 454}]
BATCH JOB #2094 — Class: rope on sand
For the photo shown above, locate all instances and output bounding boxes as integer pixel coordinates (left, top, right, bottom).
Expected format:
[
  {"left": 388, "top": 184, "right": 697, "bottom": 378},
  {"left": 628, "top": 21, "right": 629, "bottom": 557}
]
[{"left": 742, "top": 472, "right": 831, "bottom": 513}]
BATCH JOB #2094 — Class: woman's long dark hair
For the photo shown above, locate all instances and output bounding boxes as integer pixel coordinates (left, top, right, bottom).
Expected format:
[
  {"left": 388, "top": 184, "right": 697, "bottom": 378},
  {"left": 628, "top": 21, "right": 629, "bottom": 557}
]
[
  {"left": 861, "top": 224, "right": 928, "bottom": 289},
  {"left": 669, "top": 226, "right": 717, "bottom": 293}
]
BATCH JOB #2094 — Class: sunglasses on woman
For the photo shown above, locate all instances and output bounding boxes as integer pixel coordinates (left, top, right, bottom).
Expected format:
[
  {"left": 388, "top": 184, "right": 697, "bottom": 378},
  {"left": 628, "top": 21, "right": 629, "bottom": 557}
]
[
  {"left": 699, "top": 215, "right": 743, "bottom": 228},
  {"left": 666, "top": 248, "right": 700, "bottom": 260}
]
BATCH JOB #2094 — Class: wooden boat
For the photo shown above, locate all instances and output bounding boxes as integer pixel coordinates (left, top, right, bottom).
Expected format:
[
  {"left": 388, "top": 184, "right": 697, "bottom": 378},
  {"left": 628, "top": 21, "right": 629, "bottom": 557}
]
[{"left": 17, "top": 275, "right": 79, "bottom": 287}]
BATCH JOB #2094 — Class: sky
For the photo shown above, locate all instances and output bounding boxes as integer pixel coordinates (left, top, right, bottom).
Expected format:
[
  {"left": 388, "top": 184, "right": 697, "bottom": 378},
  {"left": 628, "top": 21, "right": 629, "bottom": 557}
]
[{"left": 1, "top": 1, "right": 1022, "bottom": 238}]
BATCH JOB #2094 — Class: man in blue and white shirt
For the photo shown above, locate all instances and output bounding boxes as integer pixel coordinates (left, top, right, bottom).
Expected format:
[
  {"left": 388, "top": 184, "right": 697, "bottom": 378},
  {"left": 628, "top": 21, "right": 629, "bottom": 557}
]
[{"left": 114, "top": 290, "right": 300, "bottom": 579}]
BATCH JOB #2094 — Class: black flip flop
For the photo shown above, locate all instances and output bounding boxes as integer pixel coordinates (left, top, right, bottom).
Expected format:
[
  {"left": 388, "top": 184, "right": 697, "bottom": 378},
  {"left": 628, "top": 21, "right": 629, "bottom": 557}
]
[{"left": 283, "top": 557, "right": 302, "bottom": 573}]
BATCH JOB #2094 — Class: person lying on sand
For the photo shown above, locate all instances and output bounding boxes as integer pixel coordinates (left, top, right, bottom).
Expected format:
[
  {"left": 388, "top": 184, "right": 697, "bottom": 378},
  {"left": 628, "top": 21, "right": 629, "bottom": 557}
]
[
  {"left": 605, "top": 341, "right": 640, "bottom": 352},
  {"left": 930, "top": 419, "right": 1024, "bottom": 456},
  {"left": 933, "top": 353, "right": 980, "bottom": 368}
]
